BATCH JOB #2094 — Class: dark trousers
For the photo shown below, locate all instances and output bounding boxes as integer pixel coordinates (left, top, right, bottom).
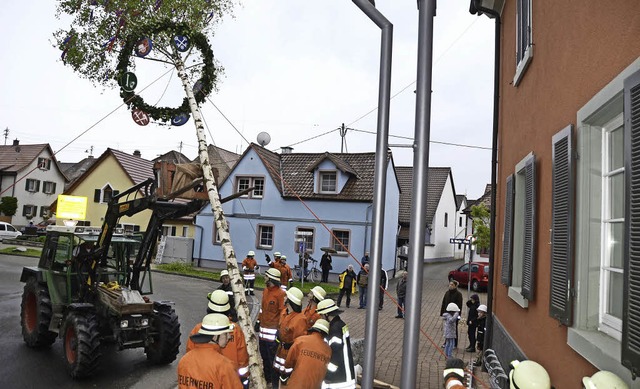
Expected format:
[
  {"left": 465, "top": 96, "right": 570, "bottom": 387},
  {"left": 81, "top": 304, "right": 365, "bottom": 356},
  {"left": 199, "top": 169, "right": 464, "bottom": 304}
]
[
  {"left": 379, "top": 289, "right": 384, "bottom": 309},
  {"left": 397, "top": 296, "right": 405, "bottom": 317},
  {"left": 337, "top": 288, "right": 351, "bottom": 307},
  {"left": 244, "top": 278, "right": 255, "bottom": 291},
  {"left": 259, "top": 339, "right": 279, "bottom": 387},
  {"left": 321, "top": 268, "right": 330, "bottom": 283},
  {"left": 468, "top": 324, "right": 477, "bottom": 349},
  {"left": 358, "top": 286, "right": 367, "bottom": 308}
]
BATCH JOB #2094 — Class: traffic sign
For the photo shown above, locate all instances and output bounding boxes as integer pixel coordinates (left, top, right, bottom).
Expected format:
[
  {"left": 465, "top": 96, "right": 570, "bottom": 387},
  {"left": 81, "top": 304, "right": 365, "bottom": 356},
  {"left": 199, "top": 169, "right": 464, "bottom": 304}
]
[
  {"left": 449, "top": 238, "right": 470, "bottom": 244},
  {"left": 295, "top": 231, "right": 313, "bottom": 236}
]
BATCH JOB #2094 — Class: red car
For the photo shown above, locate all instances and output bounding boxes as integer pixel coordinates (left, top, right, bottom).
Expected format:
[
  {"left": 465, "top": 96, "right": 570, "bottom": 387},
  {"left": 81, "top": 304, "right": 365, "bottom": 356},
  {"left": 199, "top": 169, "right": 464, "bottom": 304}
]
[{"left": 448, "top": 261, "right": 490, "bottom": 292}]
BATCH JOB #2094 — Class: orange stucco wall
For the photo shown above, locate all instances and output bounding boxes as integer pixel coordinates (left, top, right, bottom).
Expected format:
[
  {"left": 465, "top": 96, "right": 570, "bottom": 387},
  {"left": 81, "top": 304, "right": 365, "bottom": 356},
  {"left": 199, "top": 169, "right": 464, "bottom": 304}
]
[{"left": 492, "top": 1, "right": 640, "bottom": 388}]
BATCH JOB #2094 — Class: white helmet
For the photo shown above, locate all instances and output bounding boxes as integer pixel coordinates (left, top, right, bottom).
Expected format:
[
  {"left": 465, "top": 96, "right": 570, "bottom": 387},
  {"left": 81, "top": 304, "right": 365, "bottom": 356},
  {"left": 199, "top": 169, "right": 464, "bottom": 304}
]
[
  {"left": 274, "top": 252, "right": 281, "bottom": 257},
  {"left": 207, "top": 290, "right": 230, "bottom": 313},
  {"left": 280, "top": 255, "right": 287, "bottom": 261},
  {"left": 220, "top": 270, "right": 229, "bottom": 278},
  {"left": 286, "top": 287, "right": 304, "bottom": 306},
  {"left": 446, "top": 302, "right": 460, "bottom": 312},
  {"left": 247, "top": 250, "right": 255, "bottom": 257},
  {"left": 582, "top": 371, "right": 628, "bottom": 389},
  {"left": 198, "top": 313, "right": 234, "bottom": 335},
  {"left": 477, "top": 304, "right": 488, "bottom": 313},
  {"left": 509, "top": 360, "right": 551, "bottom": 389},
  {"left": 265, "top": 268, "right": 281, "bottom": 282},
  {"left": 311, "top": 318, "right": 330, "bottom": 334},
  {"left": 311, "top": 286, "right": 326, "bottom": 301},
  {"left": 316, "top": 299, "right": 339, "bottom": 315}
]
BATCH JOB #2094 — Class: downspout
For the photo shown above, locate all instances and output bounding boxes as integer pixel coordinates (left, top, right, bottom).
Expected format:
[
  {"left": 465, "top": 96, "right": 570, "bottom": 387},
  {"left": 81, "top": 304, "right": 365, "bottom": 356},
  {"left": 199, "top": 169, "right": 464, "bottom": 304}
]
[
  {"left": 193, "top": 220, "right": 204, "bottom": 267},
  {"left": 364, "top": 203, "right": 373, "bottom": 255},
  {"left": 472, "top": 3, "right": 501, "bottom": 351}
]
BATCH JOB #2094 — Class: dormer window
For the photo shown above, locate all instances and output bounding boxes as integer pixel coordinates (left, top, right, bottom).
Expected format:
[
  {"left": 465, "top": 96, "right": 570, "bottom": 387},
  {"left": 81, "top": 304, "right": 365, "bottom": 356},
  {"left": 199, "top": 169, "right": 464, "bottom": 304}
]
[
  {"left": 37, "top": 157, "right": 51, "bottom": 170},
  {"left": 236, "top": 176, "right": 265, "bottom": 199},
  {"left": 94, "top": 184, "right": 119, "bottom": 203},
  {"left": 319, "top": 171, "right": 337, "bottom": 193}
]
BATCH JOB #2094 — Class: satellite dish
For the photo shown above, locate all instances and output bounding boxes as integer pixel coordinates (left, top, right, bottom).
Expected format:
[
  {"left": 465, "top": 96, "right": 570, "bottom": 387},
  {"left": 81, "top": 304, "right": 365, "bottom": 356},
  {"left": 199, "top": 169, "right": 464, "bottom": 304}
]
[{"left": 257, "top": 132, "right": 271, "bottom": 147}]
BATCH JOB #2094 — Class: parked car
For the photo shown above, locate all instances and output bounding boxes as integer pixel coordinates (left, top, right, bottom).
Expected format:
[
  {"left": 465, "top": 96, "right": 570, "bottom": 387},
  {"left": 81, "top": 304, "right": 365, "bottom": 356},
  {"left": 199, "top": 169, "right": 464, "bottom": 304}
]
[
  {"left": 0, "top": 221, "right": 22, "bottom": 241},
  {"left": 448, "top": 261, "right": 490, "bottom": 292},
  {"left": 20, "top": 220, "right": 56, "bottom": 236}
]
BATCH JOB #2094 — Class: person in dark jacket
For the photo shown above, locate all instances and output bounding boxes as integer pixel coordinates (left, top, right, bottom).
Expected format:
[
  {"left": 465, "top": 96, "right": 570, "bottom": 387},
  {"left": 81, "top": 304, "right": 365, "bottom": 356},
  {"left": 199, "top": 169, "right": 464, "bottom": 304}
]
[
  {"left": 317, "top": 299, "right": 356, "bottom": 389},
  {"left": 395, "top": 271, "right": 407, "bottom": 318},
  {"left": 465, "top": 294, "right": 480, "bottom": 352},
  {"left": 357, "top": 264, "right": 370, "bottom": 309},
  {"left": 440, "top": 280, "right": 463, "bottom": 347},
  {"left": 337, "top": 265, "right": 357, "bottom": 308},
  {"left": 474, "top": 304, "right": 487, "bottom": 366},
  {"left": 378, "top": 268, "right": 388, "bottom": 310},
  {"left": 320, "top": 251, "right": 333, "bottom": 283}
]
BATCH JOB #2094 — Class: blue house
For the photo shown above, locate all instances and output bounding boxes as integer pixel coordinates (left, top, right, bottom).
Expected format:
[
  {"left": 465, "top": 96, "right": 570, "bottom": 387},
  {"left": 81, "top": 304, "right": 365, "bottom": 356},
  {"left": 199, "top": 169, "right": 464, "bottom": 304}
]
[{"left": 193, "top": 143, "right": 401, "bottom": 275}]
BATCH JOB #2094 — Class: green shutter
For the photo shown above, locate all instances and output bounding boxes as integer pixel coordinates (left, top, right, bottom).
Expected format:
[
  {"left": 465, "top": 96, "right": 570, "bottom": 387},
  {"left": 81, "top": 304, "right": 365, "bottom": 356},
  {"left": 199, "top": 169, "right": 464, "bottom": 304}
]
[
  {"left": 521, "top": 154, "right": 536, "bottom": 300},
  {"left": 622, "top": 68, "right": 640, "bottom": 377},
  {"left": 549, "top": 125, "right": 574, "bottom": 325},
  {"left": 94, "top": 189, "right": 101, "bottom": 202},
  {"left": 501, "top": 174, "right": 515, "bottom": 285}
]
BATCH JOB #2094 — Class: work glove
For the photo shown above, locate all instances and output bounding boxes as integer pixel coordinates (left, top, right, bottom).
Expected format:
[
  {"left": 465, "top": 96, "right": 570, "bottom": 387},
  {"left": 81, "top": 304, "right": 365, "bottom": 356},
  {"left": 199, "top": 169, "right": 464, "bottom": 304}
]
[
  {"left": 443, "top": 357, "right": 466, "bottom": 386},
  {"left": 254, "top": 321, "right": 260, "bottom": 333},
  {"left": 265, "top": 254, "right": 271, "bottom": 263},
  {"left": 288, "top": 280, "right": 293, "bottom": 289}
]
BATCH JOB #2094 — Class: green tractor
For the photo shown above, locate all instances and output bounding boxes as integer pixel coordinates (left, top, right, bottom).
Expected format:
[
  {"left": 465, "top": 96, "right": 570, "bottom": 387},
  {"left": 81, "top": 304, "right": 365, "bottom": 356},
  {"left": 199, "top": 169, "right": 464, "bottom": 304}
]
[{"left": 19, "top": 173, "right": 205, "bottom": 378}]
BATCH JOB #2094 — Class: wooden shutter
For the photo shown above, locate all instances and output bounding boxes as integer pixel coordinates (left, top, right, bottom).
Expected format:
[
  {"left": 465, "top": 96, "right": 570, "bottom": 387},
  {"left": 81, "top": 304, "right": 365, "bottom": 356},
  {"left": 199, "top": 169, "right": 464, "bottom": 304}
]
[
  {"left": 521, "top": 154, "right": 536, "bottom": 300},
  {"left": 501, "top": 174, "right": 515, "bottom": 285},
  {"left": 35, "top": 180, "right": 40, "bottom": 192},
  {"left": 549, "top": 125, "right": 574, "bottom": 325},
  {"left": 113, "top": 190, "right": 120, "bottom": 198},
  {"left": 94, "top": 189, "right": 101, "bottom": 202},
  {"left": 622, "top": 68, "right": 640, "bottom": 377}
]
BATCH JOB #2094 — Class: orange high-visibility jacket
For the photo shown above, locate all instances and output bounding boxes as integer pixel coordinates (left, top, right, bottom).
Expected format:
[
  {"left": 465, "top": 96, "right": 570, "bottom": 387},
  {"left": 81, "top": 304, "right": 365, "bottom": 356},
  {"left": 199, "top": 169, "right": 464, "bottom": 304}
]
[
  {"left": 177, "top": 342, "right": 242, "bottom": 389},
  {"left": 274, "top": 311, "right": 309, "bottom": 373},
  {"left": 186, "top": 322, "right": 250, "bottom": 380},
  {"left": 259, "top": 286, "right": 286, "bottom": 330},
  {"left": 303, "top": 304, "right": 321, "bottom": 329},
  {"left": 280, "top": 264, "right": 293, "bottom": 284},
  {"left": 282, "top": 331, "right": 332, "bottom": 389},
  {"left": 242, "top": 257, "right": 258, "bottom": 271}
]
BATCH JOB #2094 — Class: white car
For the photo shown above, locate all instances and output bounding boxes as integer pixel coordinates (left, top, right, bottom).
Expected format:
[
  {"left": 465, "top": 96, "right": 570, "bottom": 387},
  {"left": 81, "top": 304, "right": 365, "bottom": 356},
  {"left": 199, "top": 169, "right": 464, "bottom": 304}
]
[{"left": 0, "top": 221, "right": 22, "bottom": 241}]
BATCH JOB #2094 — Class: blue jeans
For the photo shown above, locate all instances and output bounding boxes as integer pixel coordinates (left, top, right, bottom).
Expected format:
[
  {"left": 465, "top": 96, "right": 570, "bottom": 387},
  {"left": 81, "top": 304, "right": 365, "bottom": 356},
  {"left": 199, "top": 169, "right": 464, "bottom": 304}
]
[
  {"left": 444, "top": 338, "right": 455, "bottom": 358},
  {"left": 397, "top": 296, "right": 405, "bottom": 317},
  {"left": 359, "top": 286, "right": 367, "bottom": 307}
]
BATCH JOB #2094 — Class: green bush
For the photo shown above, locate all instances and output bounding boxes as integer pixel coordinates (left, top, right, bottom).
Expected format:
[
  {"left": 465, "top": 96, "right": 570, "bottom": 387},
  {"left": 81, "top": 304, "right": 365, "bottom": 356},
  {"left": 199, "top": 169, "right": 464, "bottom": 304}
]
[{"left": 0, "top": 197, "right": 18, "bottom": 216}]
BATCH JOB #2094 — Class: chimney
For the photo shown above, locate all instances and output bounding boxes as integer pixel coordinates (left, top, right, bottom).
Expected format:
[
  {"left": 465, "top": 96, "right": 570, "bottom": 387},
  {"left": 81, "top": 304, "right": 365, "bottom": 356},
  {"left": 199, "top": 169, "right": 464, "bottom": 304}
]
[
  {"left": 280, "top": 146, "right": 293, "bottom": 154},
  {"left": 12, "top": 139, "right": 19, "bottom": 146},
  {"left": 133, "top": 150, "right": 141, "bottom": 157}
]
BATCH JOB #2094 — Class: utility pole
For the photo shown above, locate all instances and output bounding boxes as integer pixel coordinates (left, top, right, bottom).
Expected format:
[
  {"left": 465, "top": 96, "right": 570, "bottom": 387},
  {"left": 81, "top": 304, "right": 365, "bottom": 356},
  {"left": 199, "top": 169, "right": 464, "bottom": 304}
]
[
  {"left": 178, "top": 141, "right": 183, "bottom": 153},
  {"left": 3, "top": 127, "right": 9, "bottom": 145},
  {"left": 340, "top": 123, "right": 348, "bottom": 153},
  {"left": 85, "top": 146, "right": 94, "bottom": 157}
]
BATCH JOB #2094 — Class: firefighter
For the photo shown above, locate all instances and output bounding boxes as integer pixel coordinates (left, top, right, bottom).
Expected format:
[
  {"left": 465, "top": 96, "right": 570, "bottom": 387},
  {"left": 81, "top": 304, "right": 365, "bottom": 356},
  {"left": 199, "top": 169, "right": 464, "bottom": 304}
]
[
  {"left": 186, "top": 290, "right": 249, "bottom": 387},
  {"left": 177, "top": 313, "right": 242, "bottom": 389},
  {"left": 218, "top": 269, "right": 233, "bottom": 299},
  {"left": 582, "top": 371, "right": 628, "bottom": 388},
  {"left": 255, "top": 267, "right": 286, "bottom": 388},
  {"left": 303, "top": 286, "right": 326, "bottom": 328},
  {"left": 316, "top": 299, "right": 356, "bottom": 389},
  {"left": 279, "top": 255, "right": 293, "bottom": 291},
  {"left": 274, "top": 287, "right": 309, "bottom": 385},
  {"left": 509, "top": 360, "right": 551, "bottom": 389},
  {"left": 281, "top": 319, "right": 332, "bottom": 389},
  {"left": 241, "top": 250, "right": 258, "bottom": 295},
  {"left": 267, "top": 251, "right": 284, "bottom": 273}
]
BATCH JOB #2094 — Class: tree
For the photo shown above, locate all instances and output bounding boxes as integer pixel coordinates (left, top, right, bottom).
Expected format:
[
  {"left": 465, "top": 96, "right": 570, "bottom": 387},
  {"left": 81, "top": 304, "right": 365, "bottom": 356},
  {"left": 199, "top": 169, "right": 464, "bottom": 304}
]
[
  {"left": 0, "top": 197, "right": 18, "bottom": 217},
  {"left": 54, "top": 2, "right": 268, "bottom": 387},
  {"left": 470, "top": 203, "right": 490, "bottom": 252}
]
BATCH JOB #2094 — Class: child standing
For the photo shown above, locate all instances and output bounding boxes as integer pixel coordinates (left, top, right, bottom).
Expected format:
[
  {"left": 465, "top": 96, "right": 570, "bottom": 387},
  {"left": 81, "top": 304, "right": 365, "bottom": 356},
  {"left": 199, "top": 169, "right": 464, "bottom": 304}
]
[
  {"left": 442, "top": 302, "right": 460, "bottom": 358},
  {"left": 474, "top": 304, "right": 488, "bottom": 366}
]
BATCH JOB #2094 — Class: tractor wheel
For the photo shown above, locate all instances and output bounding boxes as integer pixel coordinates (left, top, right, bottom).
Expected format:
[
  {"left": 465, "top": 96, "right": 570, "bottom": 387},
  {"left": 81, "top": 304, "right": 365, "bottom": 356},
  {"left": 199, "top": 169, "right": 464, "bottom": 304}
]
[
  {"left": 146, "top": 307, "right": 181, "bottom": 364},
  {"left": 472, "top": 279, "right": 480, "bottom": 292},
  {"left": 21, "top": 277, "right": 57, "bottom": 347},
  {"left": 63, "top": 312, "right": 101, "bottom": 378}
]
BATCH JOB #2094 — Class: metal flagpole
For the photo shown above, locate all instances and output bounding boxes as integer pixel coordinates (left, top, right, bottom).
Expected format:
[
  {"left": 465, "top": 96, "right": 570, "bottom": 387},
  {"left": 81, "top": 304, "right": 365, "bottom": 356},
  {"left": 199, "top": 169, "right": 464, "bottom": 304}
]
[{"left": 401, "top": 0, "right": 437, "bottom": 387}]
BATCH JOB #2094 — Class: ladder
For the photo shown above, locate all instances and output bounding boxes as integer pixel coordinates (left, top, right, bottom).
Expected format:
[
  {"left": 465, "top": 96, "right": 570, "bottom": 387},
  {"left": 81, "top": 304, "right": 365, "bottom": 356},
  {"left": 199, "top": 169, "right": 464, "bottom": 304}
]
[{"left": 154, "top": 235, "right": 167, "bottom": 264}]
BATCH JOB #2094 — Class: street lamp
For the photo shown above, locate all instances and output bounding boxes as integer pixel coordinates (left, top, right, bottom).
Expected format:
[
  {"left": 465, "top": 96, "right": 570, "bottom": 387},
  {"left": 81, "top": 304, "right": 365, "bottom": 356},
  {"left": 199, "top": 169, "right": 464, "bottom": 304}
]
[{"left": 469, "top": 0, "right": 505, "bottom": 18}]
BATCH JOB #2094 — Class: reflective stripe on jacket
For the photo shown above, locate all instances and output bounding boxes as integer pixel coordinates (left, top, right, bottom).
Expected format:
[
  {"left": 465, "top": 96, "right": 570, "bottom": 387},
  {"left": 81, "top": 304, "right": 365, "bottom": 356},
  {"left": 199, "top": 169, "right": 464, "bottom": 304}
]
[
  {"left": 274, "top": 311, "right": 309, "bottom": 373},
  {"left": 283, "top": 332, "right": 332, "bottom": 389},
  {"left": 321, "top": 316, "right": 356, "bottom": 389},
  {"left": 259, "top": 286, "right": 286, "bottom": 341}
]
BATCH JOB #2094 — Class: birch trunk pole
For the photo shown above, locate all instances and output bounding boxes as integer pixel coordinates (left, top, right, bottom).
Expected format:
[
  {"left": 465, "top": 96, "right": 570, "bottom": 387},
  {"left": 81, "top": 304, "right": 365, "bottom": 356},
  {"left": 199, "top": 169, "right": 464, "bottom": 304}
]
[{"left": 175, "top": 56, "right": 266, "bottom": 389}]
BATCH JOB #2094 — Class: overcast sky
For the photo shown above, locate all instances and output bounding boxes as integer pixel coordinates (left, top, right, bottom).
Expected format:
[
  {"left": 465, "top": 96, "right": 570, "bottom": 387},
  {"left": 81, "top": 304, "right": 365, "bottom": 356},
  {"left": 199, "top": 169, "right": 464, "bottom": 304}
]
[{"left": 1, "top": 1, "right": 494, "bottom": 199}]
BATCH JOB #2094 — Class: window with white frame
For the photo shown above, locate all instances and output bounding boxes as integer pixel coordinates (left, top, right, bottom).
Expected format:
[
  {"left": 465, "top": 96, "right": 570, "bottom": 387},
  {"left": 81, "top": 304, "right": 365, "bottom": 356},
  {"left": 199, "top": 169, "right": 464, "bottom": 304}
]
[
  {"left": 42, "top": 181, "right": 56, "bottom": 194},
  {"left": 567, "top": 62, "right": 640, "bottom": 377},
  {"left": 23, "top": 205, "right": 37, "bottom": 218},
  {"left": 213, "top": 221, "right": 229, "bottom": 245},
  {"left": 25, "top": 179, "right": 40, "bottom": 193},
  {"left": 94, "top": 184, "right": 118, "bottom": 203},
  {"left": 182, "top": 226, "right": 188, "bottom": 237},
  {"left": 40, "top": 206, "right": 50, "bottom": 218},
  {"left": 257, "top": 224, "right": 273, "bottom": 249},
  {"left": 514, "top": 0, "right": 533, "bottom": 86},
  {"left": 236, "top": 176, "right": 265, "bottom": 198},
  {"left": 331, "top": 229, "right": 350, "bottom": 254},
  {"left": 162, "top": 225, "right": 177, "bottom": 237},
  {"left": 319, "top": 171, "right": 337, "bottom": 193}
]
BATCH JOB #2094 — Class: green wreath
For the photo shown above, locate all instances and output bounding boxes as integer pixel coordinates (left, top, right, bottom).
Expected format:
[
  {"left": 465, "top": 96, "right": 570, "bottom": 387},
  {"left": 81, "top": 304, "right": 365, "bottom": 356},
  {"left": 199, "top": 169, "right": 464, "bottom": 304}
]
[{"left": 116, "top": 20, "right": 216, "bottom": 123}]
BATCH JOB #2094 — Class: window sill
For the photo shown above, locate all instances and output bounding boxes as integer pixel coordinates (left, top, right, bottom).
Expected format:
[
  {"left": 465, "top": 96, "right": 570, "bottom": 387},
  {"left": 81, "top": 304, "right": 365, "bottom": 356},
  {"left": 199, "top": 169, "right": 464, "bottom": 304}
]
[
  {"left": 567, "top": 327, "right": 632, "bottom": 381},
  {"left": 508, "top": 286, "right": 529, "bottom": 308},
  {"left": 513, "top": 45, "right": 533, "bottom": 87}
]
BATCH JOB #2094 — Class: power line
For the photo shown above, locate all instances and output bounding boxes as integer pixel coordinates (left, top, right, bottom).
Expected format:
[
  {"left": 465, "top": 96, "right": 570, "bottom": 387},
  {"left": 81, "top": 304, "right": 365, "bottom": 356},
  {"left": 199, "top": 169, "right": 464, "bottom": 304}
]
[{"left": 349, "top": 128, "right": 491, "bottom": 150}]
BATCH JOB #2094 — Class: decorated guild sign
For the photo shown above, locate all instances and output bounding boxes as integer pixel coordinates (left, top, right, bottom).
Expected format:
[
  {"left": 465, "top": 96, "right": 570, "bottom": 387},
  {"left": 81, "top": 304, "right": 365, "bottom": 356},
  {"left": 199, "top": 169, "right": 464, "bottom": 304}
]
[
  {"left": 119, "top": 72, "right": 138, "bottom": 92},
  {"left": 134, "top": 37, "right": 153, "bottom": 57},
  {"left": 171, "top": 113, "right": 189, "bottom": 126},
  {"left": 132, "top": 109, "right": 150, "bottom": 126},
  {"left": 173, "top": 35, "right": 190, "bottom": 52}
]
